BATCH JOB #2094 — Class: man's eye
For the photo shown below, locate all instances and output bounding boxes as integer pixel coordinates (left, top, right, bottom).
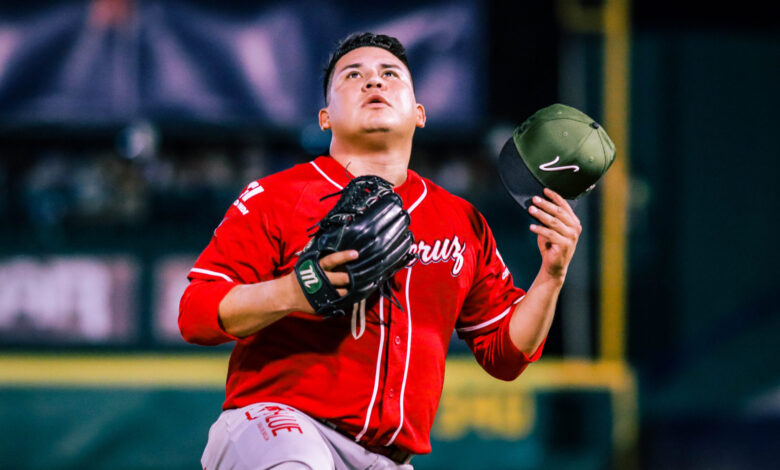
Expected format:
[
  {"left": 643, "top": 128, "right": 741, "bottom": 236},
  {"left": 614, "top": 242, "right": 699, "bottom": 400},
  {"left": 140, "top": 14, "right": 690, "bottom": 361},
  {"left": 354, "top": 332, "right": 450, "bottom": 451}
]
[
  {"left": 347, "top": 71, "right": 361, "bottom": 78},
  {"left": 383, "top": 70, "right": 398, "bottom": 78}
]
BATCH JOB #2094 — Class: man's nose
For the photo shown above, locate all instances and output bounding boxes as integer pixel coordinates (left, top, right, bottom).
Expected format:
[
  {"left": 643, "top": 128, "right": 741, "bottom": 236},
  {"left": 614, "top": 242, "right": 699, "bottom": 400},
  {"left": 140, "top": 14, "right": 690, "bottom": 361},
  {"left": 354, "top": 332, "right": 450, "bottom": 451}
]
[{"left": 364, "top": 73, "right": 383, "bottom": 89}]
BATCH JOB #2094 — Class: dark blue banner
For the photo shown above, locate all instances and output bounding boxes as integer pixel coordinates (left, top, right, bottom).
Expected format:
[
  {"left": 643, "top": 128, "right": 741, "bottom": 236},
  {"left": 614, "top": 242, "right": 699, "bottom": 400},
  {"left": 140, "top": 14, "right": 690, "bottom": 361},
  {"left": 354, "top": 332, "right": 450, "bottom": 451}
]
[{"left": 0, "top": 1, "right": 484, "bottom": 128}]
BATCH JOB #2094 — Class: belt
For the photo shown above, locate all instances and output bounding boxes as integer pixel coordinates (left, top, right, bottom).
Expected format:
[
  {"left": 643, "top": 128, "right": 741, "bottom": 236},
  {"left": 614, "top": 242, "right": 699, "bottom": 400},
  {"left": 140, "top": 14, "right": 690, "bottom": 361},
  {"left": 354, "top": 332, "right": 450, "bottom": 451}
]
[{"left": 316, "top": 419, "right": 413, "bottom": 465}]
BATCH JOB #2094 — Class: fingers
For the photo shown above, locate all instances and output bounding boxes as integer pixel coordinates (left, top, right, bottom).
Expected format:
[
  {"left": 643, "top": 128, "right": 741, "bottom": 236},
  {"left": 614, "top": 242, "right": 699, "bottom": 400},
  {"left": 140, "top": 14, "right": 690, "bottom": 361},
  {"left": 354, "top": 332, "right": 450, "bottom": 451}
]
[
  {"left": 319, "top": 250, "right": 358, "bottom": 270},
  {"left": 325, "top": 270, "right": 350, "bottom": 287},
  {"left": 529, "top": 222, "right": 571, "bottom": 246},
  {"left": 534, "top": 190, "right": 575, "bottom": 221},
  {"left": 320, "top": 250, "right": 357, "bottom": 296},
  {"left": 544, "top": 188, "right": 575, "bottom": 214},
  {"left": 528, "top": 190, "right": 582, "bottom": 237},
  {"left": 529, "top": 203, "right": 577, "bottom": 239}
]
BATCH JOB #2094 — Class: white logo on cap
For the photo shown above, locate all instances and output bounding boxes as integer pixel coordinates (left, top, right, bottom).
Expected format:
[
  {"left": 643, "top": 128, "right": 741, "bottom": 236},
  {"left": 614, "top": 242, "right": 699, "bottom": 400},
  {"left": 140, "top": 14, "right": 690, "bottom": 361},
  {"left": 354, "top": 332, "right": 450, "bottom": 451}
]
[{"left": 539, "top": 156, "right": 580, "bottom": 173}]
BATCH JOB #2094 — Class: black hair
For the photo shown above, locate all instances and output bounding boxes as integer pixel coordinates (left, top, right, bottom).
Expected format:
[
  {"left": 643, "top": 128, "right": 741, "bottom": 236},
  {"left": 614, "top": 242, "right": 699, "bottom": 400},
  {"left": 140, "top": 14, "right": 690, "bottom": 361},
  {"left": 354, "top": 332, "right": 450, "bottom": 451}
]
[{"left": 322, "top": 32, "right": 410, "bottom": 101}]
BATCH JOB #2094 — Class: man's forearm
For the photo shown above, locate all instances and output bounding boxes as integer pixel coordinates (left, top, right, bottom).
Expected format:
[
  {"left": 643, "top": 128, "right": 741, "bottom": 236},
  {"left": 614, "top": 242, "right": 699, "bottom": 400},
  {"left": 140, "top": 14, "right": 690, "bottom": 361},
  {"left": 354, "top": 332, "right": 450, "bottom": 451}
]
[
  {"left": 508, "top": 271, "right": 564, "bottom": 356},
  {"left": 217, "top": 250, "right": 356, "bottom": 338},
  {"left": 218, "top": 273, "right": 306, "bottom": 338}
]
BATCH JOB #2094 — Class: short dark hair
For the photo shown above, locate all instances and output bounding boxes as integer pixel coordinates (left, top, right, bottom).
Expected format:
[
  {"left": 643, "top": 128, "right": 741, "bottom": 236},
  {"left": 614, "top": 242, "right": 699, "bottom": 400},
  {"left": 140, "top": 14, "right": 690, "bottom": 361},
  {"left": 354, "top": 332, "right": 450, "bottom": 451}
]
[{"left": 322, "top": 32, "right": 411, "bottom": 101}]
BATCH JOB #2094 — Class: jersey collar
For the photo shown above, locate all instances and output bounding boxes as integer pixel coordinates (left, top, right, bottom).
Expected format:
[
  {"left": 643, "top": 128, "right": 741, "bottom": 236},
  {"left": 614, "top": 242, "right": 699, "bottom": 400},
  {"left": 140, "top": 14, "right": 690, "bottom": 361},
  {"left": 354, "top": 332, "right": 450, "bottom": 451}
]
[{"left": 312, "top": 155, "right": 427, "bottom": 213}]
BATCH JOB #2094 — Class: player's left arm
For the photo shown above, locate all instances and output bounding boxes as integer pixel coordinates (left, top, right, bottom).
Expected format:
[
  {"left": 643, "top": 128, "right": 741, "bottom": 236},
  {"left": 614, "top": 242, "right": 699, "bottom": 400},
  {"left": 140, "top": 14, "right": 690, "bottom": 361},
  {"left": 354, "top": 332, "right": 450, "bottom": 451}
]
[{"left": 508, "top": 188, "right": 582, "bottom": 356}]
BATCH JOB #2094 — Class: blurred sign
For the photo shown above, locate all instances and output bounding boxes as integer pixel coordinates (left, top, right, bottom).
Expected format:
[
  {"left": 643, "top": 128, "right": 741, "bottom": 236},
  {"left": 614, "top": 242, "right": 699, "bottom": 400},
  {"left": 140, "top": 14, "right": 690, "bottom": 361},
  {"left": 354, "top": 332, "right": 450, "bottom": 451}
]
[
  {"left": 420, "top": 358, "right": 637, "bottom": 469},
  {"left": 0, "top": 256, "right": 138, "bottom": 343},
  {"left": 435, "top": 380, "right": 536, "bottom": 440},
  {"left": 0, "top": 1, "right": 483, "bottom": 128},
  {"left": 153, "top": 255, "right": 197, "bottom": 344}
]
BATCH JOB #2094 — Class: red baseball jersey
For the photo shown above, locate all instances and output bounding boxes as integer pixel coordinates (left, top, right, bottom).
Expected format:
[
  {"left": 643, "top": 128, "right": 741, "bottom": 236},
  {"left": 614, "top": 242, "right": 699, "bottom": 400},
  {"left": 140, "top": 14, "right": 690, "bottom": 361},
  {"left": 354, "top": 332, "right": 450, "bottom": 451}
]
[{"left": 179, "top": 156, "right": 544, "bottom": 455}]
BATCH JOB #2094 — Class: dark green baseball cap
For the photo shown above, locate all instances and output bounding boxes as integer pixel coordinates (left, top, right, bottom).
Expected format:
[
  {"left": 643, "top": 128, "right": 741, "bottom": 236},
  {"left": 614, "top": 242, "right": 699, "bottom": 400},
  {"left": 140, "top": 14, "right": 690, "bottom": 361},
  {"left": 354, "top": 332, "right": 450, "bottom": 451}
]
[{"left": 498, "top": 103, "right": 616, "bottom": 210}]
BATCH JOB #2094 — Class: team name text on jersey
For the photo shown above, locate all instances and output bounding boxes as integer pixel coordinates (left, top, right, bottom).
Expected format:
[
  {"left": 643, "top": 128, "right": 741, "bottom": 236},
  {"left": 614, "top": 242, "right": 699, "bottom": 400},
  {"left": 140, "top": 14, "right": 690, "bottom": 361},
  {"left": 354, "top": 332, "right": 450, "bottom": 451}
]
[{"left": 408, "top": 236, "right": 467, "bottom": 276}]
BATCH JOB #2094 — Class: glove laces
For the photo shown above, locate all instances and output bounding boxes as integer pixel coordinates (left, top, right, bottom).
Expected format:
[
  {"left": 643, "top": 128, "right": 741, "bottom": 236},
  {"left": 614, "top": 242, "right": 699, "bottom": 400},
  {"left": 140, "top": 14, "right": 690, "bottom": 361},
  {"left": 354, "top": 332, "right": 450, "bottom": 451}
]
[
  {"left": 351, "top": 299, "right": 366, "bottom": 339},
  {"left": 350, "top": 285, "right": 404, "bottom": 340}
]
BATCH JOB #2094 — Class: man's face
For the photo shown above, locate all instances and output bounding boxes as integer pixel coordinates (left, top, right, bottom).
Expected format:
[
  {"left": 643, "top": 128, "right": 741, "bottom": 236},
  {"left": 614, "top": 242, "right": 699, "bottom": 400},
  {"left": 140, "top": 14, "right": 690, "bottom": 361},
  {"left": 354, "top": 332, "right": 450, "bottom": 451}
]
[{"left": 320, "top": 47, "right": 425, "bottom": 141}]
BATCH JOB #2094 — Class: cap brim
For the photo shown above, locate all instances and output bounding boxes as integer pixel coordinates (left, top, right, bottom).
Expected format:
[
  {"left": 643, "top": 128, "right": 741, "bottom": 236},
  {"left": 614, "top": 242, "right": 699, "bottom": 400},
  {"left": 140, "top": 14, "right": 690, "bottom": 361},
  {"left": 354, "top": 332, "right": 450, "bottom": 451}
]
[{"left": 497, "top": 137, "right": 577, "bottom": 212}]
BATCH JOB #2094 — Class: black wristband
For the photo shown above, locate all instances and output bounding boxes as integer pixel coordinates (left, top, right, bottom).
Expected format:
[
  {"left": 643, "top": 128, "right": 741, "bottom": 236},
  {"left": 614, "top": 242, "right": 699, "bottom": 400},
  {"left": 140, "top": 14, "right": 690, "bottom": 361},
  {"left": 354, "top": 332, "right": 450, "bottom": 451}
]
[{"left": 294, "top": 251, "right": 346, "bottom": 317}]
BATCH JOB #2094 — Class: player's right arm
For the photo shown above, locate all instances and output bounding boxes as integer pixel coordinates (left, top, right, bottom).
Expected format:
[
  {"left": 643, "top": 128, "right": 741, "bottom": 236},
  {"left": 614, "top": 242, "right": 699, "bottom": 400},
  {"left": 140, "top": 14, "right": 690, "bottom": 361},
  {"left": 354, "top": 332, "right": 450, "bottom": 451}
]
[
  {"left": 214, "top": 250, "right": 357, "bottom": 337},
  {"left": 179, "top": 249, "right": 357, "bottom": 344},
  {"left": 178, "top": 176, "right": 353, "bottom": 345}
]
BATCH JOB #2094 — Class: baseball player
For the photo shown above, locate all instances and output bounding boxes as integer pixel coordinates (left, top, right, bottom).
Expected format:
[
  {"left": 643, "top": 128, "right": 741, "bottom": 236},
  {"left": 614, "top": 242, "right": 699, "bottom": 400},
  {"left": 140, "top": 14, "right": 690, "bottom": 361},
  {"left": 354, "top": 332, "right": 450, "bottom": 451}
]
[{"left": 179, "top": 32, "right": 581, "bottom": 469}]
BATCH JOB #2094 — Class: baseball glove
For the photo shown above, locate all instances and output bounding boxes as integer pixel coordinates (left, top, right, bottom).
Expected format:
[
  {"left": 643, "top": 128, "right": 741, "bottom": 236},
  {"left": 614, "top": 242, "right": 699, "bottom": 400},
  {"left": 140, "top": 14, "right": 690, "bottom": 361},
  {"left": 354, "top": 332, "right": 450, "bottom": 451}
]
[{"left": 294, "top": 175, "right": 416, "bottom": 317}]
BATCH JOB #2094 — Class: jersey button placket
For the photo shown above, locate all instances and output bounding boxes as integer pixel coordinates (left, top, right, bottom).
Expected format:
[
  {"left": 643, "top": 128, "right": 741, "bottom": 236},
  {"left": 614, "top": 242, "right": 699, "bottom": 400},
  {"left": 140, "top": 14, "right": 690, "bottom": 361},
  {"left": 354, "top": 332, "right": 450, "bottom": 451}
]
[{"left": 380, "top": 290, "right": 411, "bottom": 442}]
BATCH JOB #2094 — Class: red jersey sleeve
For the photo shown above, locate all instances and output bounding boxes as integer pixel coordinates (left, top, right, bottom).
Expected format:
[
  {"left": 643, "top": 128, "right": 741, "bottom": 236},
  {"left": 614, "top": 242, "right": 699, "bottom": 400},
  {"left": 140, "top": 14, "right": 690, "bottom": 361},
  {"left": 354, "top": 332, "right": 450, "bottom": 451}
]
[
  {"left": 455, "top": 209, "right": 544, "bottom": 380},
  {"left": 189, "top": 180, "right": 282, "bottom": 285},
  {"left": 178, "top": 279, "right": 240, "bottom": 345},
  {"left": 178, "top": 180, "right": 283, "bottom": 345}
]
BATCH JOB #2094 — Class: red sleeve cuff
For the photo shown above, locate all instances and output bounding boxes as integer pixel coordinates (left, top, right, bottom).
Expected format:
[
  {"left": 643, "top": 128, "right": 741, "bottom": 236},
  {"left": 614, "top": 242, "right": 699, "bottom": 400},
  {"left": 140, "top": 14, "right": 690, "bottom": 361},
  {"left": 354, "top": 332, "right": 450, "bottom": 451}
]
[
  {"left": 496, "top": 312, "right": 546, "bottom": 364},
  {"left": 178, "top": 279, "right": 240, "bottom": 345},
  {"left": 464, "top": 311, "right": 546, "bottom": 381}
]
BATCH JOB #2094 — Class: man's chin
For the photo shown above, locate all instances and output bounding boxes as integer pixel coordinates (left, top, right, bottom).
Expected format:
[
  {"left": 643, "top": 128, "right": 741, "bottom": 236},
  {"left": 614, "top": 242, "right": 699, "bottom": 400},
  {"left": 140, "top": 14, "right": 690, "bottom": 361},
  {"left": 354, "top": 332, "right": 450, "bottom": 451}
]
[{"left": 361, "top": 116, "right": 396, "bottom": 134}]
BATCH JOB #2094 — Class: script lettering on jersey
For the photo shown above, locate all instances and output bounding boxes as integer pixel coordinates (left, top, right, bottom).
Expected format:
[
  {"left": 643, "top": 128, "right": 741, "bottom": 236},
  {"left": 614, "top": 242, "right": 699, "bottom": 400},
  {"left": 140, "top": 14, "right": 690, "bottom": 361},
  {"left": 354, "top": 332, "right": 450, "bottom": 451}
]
[
  {"left": 232, "top": 181, "right": 264, "bottom": 215},
  {"left": 246, "top": 405, "right": 304, "bottom": 440},
  {"left": 408, "top": 235, "right": 467, "bottom": 276}
]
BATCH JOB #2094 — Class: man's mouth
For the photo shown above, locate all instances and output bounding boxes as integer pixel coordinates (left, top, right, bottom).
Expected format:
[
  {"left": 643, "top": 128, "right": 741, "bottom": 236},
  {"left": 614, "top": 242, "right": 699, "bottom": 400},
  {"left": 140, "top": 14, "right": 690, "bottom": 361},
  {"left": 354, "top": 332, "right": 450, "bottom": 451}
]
[{"left": 364, "top": 95, "right": 390, "bottom": 107}]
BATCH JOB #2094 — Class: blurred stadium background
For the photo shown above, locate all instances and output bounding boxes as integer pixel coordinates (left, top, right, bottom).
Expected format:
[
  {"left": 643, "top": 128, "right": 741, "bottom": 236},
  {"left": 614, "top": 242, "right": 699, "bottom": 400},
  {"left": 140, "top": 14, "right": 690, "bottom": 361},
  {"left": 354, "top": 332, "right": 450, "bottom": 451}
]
[{"left": 1, "top": 1, "right": 778, "bottom": 469}]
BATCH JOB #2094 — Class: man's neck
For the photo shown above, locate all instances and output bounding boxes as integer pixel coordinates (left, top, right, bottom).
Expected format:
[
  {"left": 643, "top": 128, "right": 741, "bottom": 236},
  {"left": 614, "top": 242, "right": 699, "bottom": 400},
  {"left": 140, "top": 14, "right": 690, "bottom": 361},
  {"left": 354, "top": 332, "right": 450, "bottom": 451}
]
[{"left": 329, "top": 141, "right": 411, "bottom": 186}]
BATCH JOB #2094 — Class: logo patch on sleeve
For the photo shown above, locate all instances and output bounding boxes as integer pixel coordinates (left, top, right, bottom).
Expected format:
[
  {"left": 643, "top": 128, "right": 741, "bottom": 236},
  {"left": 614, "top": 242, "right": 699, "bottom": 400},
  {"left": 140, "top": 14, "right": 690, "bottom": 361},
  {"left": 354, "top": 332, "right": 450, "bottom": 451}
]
[{"left": 232, "top": 181, "right": 265, "bottom": 215}]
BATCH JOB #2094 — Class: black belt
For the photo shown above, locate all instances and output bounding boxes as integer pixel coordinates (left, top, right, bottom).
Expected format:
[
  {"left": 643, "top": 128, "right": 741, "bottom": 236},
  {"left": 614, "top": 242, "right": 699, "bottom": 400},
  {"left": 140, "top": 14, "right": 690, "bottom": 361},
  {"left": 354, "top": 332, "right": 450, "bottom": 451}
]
[{"left": 316, "top": 419, "right": 413, "bottom": 465}]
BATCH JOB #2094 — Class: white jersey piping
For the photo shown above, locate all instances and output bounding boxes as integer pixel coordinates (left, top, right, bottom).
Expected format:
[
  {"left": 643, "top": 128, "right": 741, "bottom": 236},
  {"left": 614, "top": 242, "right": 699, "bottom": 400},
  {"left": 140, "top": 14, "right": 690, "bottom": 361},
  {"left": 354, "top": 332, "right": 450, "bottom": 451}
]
[
  {"left": 312, "top": 160, "right": 428, "bottom": 213},
  {"left": 355, "top": 299, "right": 385, "bottom": 441},
  {"left": 407, "top": 178, "right": 427, "bottom": 214},
  {"left": 310, "top": 161, "right": 343, "bottom": 190},
  {"left": 386, "top": 266, "right": 414, "bottom": 446},
  {"left": 456, "top": 295, "right": 526, "bottom": 333},
  {"left": 189, "top": 268, "right": 234, "bottom": 282}
]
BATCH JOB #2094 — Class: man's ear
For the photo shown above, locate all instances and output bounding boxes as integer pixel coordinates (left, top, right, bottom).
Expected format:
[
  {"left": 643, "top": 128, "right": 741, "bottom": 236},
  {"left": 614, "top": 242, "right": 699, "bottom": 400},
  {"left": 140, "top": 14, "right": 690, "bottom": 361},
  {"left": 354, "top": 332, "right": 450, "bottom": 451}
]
[
  {"left": 319, "top": 108, "right": 331, "bottom": 130},
  {"left": 415, "top": 103, "right": 426, "bottom": 128}
]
